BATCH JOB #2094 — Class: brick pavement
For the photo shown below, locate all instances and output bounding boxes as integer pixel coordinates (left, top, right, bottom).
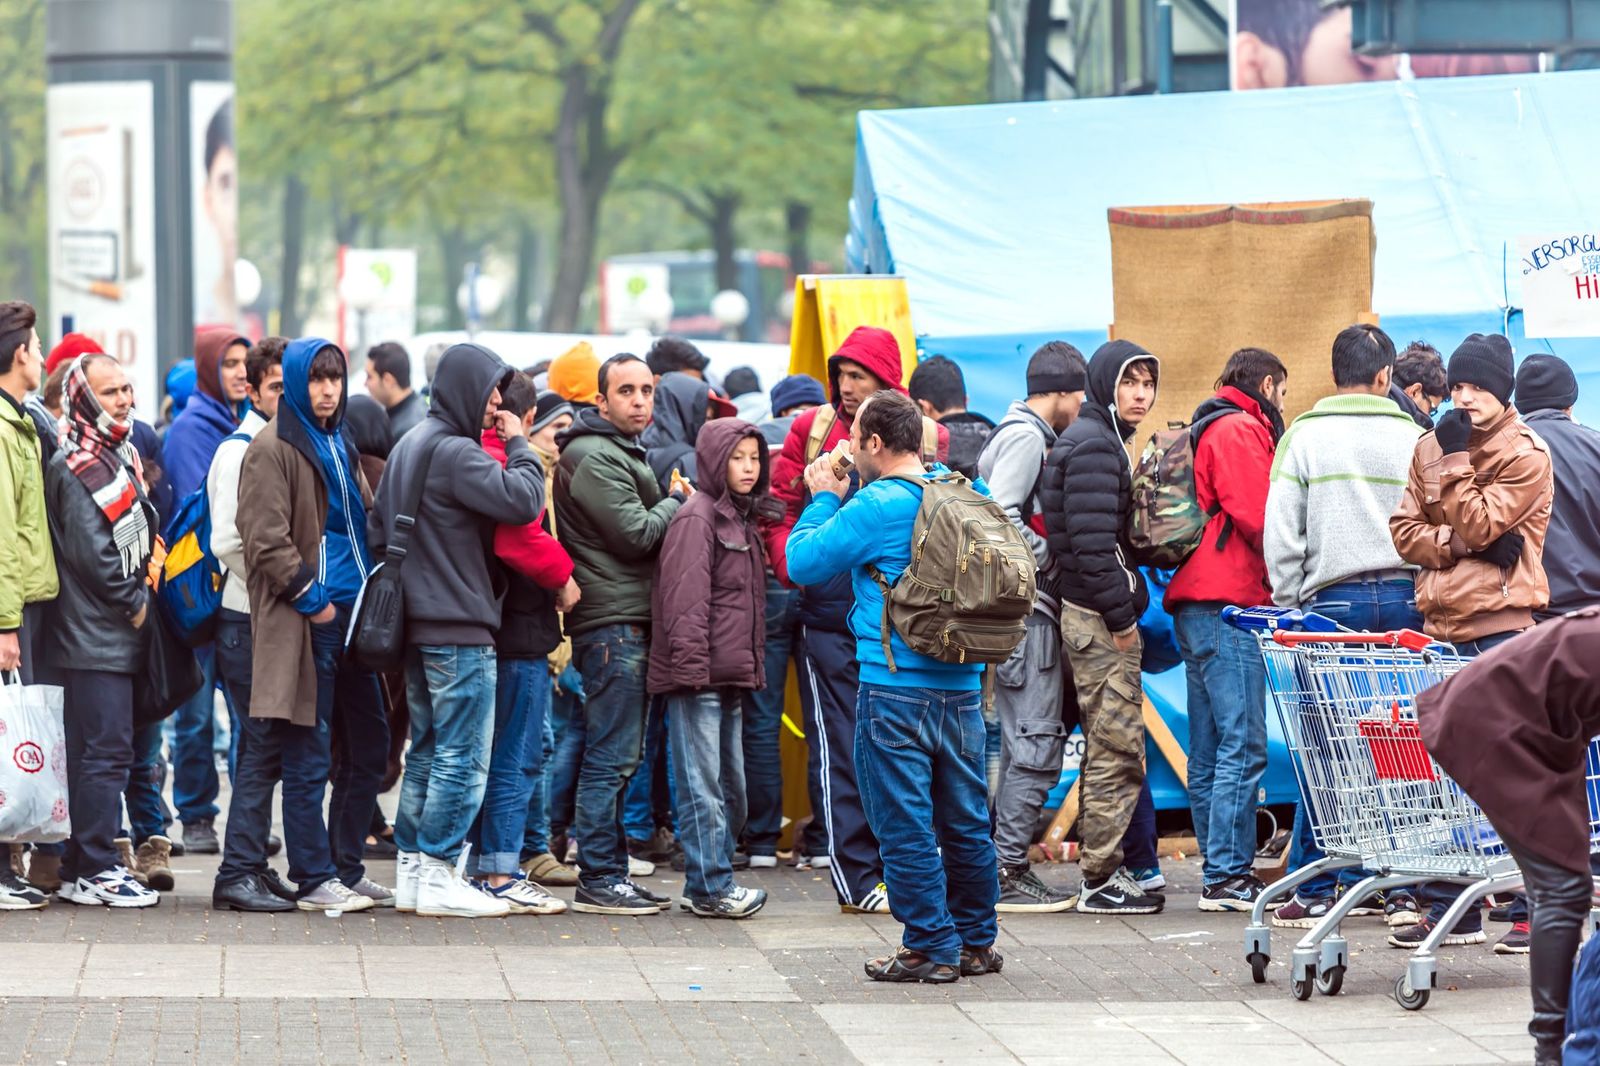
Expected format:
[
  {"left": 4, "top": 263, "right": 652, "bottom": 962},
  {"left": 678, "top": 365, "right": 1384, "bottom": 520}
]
[{"left": 0, "top": 840, "right": 1548, "bottom": 1064}]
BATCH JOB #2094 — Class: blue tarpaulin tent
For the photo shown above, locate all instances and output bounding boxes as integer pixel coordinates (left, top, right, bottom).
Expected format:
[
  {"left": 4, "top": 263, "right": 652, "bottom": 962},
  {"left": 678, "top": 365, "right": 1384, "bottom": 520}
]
[{"left": 847, "top": 70, "right": 1600, "bottom": 813}]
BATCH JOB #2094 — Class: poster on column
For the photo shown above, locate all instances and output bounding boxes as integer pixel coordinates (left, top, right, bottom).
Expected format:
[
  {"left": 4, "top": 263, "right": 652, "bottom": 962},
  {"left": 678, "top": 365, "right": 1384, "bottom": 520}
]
[
  {"left": 190, "top": 81, "right": 238, "bottom": 330},
  {"left": 46, "top": 81, "right": 159, "bottom": 413},
  {"left": 1519, "top": 232, "right": 1600, "bottom": 339}
]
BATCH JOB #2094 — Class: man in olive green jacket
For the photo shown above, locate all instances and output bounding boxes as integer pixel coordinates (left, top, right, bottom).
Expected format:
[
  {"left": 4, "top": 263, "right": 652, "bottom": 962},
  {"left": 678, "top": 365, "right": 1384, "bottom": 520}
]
[
  {"left": 552, "top": 354, "right": 685, "bottom": 914},
  {"left": 0, "top": 302, "right": 59, "bottom": 682}
]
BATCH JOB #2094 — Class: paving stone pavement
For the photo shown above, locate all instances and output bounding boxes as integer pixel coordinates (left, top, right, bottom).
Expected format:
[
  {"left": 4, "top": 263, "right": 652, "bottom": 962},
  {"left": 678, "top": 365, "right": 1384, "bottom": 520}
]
[{"left": 0, "top": 835, "right": 1550, "bottom": 1065}]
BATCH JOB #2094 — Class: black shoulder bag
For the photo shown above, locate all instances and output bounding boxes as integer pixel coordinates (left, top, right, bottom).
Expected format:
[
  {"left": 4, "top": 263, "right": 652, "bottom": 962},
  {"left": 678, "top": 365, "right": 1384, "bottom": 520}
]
[{"left": 347, "top": 434, "right": 444, "bottom": 672}]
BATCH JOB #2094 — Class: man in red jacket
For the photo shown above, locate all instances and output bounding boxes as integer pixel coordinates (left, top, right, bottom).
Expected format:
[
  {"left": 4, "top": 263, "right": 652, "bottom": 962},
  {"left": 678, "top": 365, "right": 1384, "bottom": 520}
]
[
  {"left": 765, "top": 326, "right": 946, "bottom": 912},
  {"left": 1165, "top": 347, "right": 1287, "bottom": 912}
]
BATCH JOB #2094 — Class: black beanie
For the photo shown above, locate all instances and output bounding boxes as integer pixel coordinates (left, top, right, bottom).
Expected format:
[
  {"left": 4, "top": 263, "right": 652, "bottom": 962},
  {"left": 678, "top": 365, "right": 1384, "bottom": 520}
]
[
  {"left": 1447, "top": 333, "right": 1515, "bottom": 406},
  {"left": 1514, "top": 354, "right": 1579, "bottom": 414},
  {"left": 1026, "top": 341, "right": 1087, "bottom": 395}
]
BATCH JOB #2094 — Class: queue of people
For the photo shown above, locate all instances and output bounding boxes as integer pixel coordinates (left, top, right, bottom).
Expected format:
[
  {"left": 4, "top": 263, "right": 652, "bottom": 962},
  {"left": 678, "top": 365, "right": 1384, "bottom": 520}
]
[{"left": 1, "top": 298, "right": 1597, "bottom": 1043}]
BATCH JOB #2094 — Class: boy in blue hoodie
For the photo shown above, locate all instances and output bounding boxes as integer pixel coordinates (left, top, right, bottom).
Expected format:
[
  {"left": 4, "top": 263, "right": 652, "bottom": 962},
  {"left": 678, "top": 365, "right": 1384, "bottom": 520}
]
[{"left": 786, "top": 390, "right": 1000, "bottom": 984}]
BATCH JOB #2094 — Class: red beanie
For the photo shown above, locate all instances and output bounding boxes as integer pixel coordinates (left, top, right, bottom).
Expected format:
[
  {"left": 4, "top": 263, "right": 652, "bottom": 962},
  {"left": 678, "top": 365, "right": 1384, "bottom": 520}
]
[{"left": 46, "top": 333, "right": 105, "bottom": 376}]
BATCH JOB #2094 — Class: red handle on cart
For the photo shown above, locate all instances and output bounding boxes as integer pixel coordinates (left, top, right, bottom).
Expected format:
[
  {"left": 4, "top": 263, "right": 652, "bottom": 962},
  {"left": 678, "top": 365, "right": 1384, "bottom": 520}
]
[{"left": 1269, "top": 629, "right": 1436, "bottom": 652}]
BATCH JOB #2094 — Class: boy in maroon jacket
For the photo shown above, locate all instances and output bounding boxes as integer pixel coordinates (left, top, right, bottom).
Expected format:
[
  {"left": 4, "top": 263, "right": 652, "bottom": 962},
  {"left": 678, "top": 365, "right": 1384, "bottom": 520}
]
[{"left": 648, "top": 419, "right": 773, "bottom": 918}]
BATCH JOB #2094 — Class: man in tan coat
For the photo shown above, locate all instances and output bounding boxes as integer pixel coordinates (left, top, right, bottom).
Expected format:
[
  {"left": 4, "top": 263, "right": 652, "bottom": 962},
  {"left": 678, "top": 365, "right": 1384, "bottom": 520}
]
[{"left": 1389, "top": 331, "right": 1553, "bottom": 951}]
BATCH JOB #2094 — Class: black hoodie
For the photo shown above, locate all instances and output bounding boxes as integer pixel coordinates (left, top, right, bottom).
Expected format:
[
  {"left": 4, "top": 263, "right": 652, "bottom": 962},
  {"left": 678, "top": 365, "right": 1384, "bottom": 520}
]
[
  {"left": 367, "top": 343, "right": 542, "bottom": 646},
  {"left": 640, "top": 371, "right": 709, "bottom": 493},
  {"left": 1040, "top": 340, "right": 1160, "bottom": 634}
]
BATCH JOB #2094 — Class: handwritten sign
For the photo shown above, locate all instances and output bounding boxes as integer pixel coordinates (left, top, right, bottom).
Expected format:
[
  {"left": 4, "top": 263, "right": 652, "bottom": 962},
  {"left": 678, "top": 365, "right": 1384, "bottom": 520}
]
[{"left": 1519, "top": 232, "right": 1600, "bottom": 338}]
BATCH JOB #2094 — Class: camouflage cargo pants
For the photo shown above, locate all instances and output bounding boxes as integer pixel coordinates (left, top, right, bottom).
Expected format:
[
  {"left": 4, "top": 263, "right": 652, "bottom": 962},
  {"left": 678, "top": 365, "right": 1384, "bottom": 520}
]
[{"left": 1059, "top": 602, "right": 1147, "bottom": 883}]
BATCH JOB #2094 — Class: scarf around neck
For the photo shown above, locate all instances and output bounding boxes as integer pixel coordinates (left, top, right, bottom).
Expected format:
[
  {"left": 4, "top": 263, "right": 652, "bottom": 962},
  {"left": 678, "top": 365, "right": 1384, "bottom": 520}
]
[{"left": 61, "top": 358, "right": 151, "bottom": 577}]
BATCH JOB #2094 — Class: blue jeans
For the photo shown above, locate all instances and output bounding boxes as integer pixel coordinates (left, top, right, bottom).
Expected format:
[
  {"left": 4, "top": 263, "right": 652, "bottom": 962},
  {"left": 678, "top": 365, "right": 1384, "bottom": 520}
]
[
  {"left": 742, "top": 578, "right": 796, "bottom": 856},
  {"left": 470, "top": 657, "right": 549, "bottom": 876},
  {"left": 855, "top": 682, "right": 998, "bottom": 966},
  {"left": 170, "top": 645, "right": 220, "bottom": 824},
  {"left": 124, "top": 721, "right": 171, "bottom": 844},
  {"left": 522, "top": 701, "right": 556, "bottom": 859},
  {"left": 1174, "top": 605, "right": 1268, "bottom": 885},
  {"left": 624, "top": 697, "right": 674, "bottom": 841},
  {"left": 396, "top": 645, "right": 498, "bottom": 864},
  {"left": 531, "top": 671, "right": 585, "bottom": 855},
  {"left": 667, "top": 689, "right": 748, "bottom": 900},
  {"left": 1293, "top": 579, "right": 1423, "bottom": 897},
  {"left": 572, "top": 624, "right": 650, "bottom": 887}
]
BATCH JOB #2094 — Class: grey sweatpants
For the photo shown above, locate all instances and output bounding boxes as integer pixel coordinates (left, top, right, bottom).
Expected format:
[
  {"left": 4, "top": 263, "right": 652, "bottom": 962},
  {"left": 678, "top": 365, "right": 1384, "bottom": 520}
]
[{"left": 991, "top": 612, "right": 1067, "bottom": 869}]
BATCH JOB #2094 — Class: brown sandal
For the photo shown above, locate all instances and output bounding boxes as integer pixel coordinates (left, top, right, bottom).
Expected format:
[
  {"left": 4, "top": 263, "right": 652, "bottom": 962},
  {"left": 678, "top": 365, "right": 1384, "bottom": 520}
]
[
  {"left": 864, "top": 947, "right": 960, "bottom": 984},
  {"left": 960, "top": 944, "right": 1004, "bottom": 976}
]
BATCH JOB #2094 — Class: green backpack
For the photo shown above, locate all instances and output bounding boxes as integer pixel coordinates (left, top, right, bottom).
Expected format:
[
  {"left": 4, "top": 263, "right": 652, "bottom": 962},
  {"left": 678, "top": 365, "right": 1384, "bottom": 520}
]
[{"left": 867, "top": 472, "right": 1036, "bottom": 674}]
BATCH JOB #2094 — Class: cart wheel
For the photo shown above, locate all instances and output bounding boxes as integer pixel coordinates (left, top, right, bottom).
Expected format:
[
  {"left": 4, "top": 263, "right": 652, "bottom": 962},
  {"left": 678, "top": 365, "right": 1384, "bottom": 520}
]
[
  {"left": 1314, "top": 964, "right": 1344, "bottom": 997},
  {"left": 1291, "top": 968, "right": 1314, "bottom": 1001},
  {"left": 1248, "top": 952, "right": 1270, "bottom": 984},
  {"left": 1394, "top": 973, "right": 1430, "bottom": 1011}
]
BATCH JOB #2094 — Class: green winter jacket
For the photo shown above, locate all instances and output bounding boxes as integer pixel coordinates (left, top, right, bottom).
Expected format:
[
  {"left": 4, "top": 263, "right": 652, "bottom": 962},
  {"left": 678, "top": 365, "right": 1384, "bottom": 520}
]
[
  {"left": 0, "top": 393, "right": 58, "bottom": 629},
  {"left": 553, "top": 408, "right": 683, "bottom": 637}
]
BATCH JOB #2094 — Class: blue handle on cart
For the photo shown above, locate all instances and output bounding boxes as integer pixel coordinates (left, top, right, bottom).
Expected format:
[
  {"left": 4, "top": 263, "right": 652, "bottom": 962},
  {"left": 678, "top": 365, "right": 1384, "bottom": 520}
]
[{"left": 1221, "top": 605, "right": 1341, "bottom": 633}]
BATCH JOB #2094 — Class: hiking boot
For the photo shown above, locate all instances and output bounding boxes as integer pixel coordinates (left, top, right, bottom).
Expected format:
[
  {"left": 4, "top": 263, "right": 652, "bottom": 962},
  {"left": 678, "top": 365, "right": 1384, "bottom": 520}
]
[
  {"left": 1078, "top": 868, "right": 1164, "bottom": 915},
  {"left": 1271, "top": 894, "right": 1334, "bottom": 929},
  {"left": 842, "top": 882, "right": 891, "bottom": 914},
  {"left": 416, "top": 855, "right": 510, "bottom": 919},
  {"left": 573, "top": 879, "right": 661, "bottom": 916},
  {"left": 520, "top": 851, "right": 579, "bottom": 887},
  {"left": 1387, "top": 915, "right": 1485, "bottom": 948},
  {"left": 0, "top": 869, "right": 48, "bottom": 910},
  {"left": 115, "top": 838, "right": 147, "bottom": 886},
  {"left": 182, "top": 818, "right": 220, "bottom": 855},
  {"left": 996, "top": 864, "right": 1075, "bottom": 913},
  {"left": 349, "top": 877, "right": 396, "bottom": 908},
  {"left": 60, "top": 867, "right": 159, "bottom": 908},
  {"left": 1129, "top": 866, "right": 1166, "bottom": 892},
  {"left": 1493, "top": 921, "right": 1531, "bottom": 955},
  {"left": 477, "top": 877, "right": 568, "bottom": 915},
  {"left": 1386, "top": 892, "right": 1421, "bottom": 927},
  {"left": 1198, "top": 875, "right": 1269, "bottom": 913},
  {"left": 297, "top": 880, "right": 376, "bottom": 914},
  {"left": 395, "top": 852, "right": 422, "bottom": 912},
  {"left": 684, "top": 885, "right": 768, "bottom": 919},
  {"left": 135, "top": 836, "right": 175, "bottom": 892},
  {"left": 24, "top": 850, "right": 62, "bottom": 894}
]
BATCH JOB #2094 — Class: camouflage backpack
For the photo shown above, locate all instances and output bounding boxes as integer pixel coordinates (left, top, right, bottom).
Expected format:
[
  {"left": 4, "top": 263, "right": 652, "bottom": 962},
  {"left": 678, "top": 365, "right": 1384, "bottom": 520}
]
[
  {"left": 1127, "top": 410, "right": 1236, "bottom": 569},
  {"left": 866, "top": 472, "right": 1035, "bottom": 677}
]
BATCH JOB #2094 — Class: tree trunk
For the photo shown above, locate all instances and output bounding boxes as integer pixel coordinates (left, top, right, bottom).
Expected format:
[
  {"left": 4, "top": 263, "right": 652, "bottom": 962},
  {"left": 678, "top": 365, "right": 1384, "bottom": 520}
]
[
  {"left": 709, "top": 191, "right": 741, "bottom": 294},
  {"left": 440, "top": 226, "right": 468, "bottom": 331},
  {"left": 513, "top": 219, "right": 538, "bottom": 333},
  {"left": 785, "top": 200, "right": 812, "bottom": 279},
  {"left": 278, "top": 176, "right": 307, "bottom": 338}
]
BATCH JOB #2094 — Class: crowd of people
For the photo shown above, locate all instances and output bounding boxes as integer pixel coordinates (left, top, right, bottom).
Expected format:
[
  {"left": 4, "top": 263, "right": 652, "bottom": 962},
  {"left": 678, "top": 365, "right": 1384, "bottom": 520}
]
[{"left": 0, "top": 296, "right": 1596, "bottom": 1046}]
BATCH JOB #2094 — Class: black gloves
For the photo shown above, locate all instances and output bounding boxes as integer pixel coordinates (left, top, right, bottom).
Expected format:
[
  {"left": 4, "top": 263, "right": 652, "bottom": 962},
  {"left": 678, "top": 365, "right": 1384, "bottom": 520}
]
[
  {"left": 1434, "top": 408, "right": 1472, "bottom": 454},
  {"left": 1473, "top": 530, "right": 1525, "bottom": 569}
]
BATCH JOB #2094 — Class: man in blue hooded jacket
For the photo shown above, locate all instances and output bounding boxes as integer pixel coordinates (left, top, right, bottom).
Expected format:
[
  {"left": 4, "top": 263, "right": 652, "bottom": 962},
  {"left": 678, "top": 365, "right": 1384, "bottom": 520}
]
[{"left": 234, "top": 339, "right": 391, "bottom": 913}]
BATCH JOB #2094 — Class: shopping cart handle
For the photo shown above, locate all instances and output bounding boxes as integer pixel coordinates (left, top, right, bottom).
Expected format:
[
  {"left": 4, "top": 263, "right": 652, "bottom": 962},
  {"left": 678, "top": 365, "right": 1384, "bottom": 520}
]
[
  {"left": 1269, "top": 628, "right": 1436, "bottom": 652},
  {"left": 1221, "top": 605, "right": 1340, "bottom": 633}
]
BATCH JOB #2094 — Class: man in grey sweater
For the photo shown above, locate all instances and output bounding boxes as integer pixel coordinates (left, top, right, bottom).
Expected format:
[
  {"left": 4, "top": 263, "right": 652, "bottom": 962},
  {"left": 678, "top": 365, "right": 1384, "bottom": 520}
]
[{"left": 976, "top": 342, "right": 1087, "bottom": 912}]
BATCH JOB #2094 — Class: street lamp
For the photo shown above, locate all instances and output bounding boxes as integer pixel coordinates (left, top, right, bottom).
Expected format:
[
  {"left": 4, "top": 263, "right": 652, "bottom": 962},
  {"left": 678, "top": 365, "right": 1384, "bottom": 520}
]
[
  {"left": 711, "top": 288, "right": 750, "bottom": 340},
  {"left": 340, "top": 266, "right": 385, "bottom": 357},
  {"left": 636, "top": 287, "right": 675, "bottom": 335},
  {"left": 234, "top": 258, "right": 263, "bottom": 310}
]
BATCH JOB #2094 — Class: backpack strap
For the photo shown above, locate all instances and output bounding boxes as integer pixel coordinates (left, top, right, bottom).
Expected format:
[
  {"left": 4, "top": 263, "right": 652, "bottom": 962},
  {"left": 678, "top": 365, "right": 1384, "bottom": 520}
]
[
  {"left": 920, "top": 416, "right": 939, "bottom": 464},
  {"left": 804, "top": 404, "right": 837, "bottom": 465},
  {"left": 1190, "top": 410, "right": 1238, "bottom": 552},
  {"left": 385, "top": 433, "right": 447, "bottom": 568},
  {"left": 863, "top": 564, "right": 898, "bottom": 673}
]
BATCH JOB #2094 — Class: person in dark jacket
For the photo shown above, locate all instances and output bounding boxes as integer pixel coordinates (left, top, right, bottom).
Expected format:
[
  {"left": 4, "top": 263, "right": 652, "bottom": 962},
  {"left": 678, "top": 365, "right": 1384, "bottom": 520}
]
[
  {"left": 1389, "top": 340, "right": 1447, "bottom": 430},
  {"left": 1516, "top": 355, "right": 1600, "bottom": 620},
  {"left": 1416, "top": 609, "right": 1600, "bottom": 1066},
  {"left": 909, "top": 354, "right": 995, "bottom": 480},
  {"left": 1039, "top": 339, "right": 1165, "bottom": 915},
  {"left": 554, "top": 354, "right": 684, "bottom": 915},
  {"left": 363, "top": 341, "right": 426, "bottom": 439},
  {"left": 369, "top": 342, "right": 542, "bottom": 919},
  {"left": 647, "top": 418, "right": 772, "bottom": 919},
  {"left": 45, "top": 354, "right": 161, "bottom": 909},
  {"left": 641, "top": 369, "right": 712, "bottom": 492},
  {"left": 1166, "top": 347, "right": 1287, "bottom": 912}
]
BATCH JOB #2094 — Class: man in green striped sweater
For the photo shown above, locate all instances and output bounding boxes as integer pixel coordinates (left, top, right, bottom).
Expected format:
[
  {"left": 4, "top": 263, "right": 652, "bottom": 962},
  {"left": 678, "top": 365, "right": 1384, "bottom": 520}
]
[{"left": 1261, "top": 323, "right": 1425, "bottom": 927}]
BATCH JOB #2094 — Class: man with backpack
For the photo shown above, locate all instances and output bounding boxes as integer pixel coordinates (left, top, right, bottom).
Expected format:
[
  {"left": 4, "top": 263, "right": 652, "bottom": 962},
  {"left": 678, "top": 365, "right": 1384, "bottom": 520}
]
[
  {"left": 765, "top": 326, "right": 947, "bottom": 913},
  {"left": 788, "top": 390, "right": 1010, "bottom": 983},
  {"left": 976, "top": 341, "right": 1086, "bottom": 912},
  {"left": 1163, "top": 347, "right": 1287, "bottom": 912},
  {"left": 909, "top": 355, "right": 995, "bottom": 480},
  {"left": 1039, "top": 339, "right": 1165, "bottom": 915}
]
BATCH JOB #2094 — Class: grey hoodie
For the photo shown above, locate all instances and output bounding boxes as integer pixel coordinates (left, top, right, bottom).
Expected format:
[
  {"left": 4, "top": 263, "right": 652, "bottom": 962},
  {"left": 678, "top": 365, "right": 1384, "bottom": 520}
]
[
  {"left": 367, "top": 343, "right": 542, "bottom": 646},
  {"left": 978, "top": 399, "right": 1059, "bottom": 615}
]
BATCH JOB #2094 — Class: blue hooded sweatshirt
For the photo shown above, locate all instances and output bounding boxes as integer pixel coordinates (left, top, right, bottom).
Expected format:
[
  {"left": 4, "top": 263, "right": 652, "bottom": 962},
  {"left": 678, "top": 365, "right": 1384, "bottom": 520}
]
[
  {"left": 279, "top": 337, "right": 373, "bottom": 614},
  {"left": 164, "top": 329, "right": 249, "bottom": 499}
]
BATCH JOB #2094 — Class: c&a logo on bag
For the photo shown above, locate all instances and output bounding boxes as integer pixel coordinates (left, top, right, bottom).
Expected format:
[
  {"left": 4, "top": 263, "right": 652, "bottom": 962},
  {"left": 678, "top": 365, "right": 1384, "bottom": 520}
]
[{"left": 12, "top": 741, "right": 43, "bottom": 774}]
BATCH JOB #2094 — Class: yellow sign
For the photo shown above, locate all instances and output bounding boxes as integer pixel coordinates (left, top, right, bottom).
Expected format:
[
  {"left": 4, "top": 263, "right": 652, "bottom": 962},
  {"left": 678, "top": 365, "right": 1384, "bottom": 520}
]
[{"left": 788, "top": 274, "right": 917, "bottom": 385}]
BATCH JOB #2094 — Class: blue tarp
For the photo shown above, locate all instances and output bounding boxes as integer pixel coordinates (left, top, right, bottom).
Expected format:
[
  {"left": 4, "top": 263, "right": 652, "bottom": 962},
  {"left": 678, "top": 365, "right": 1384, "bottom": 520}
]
[{"left": 849, "top": 70, "right": 1600, "bottom": 425}]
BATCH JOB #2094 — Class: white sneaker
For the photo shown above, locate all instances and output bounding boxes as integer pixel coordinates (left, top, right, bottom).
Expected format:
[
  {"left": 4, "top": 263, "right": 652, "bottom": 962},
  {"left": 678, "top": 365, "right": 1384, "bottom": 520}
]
[
  {"left": 686, "top": 884, "right": 769, "bottom": 919},
  {"left": 475, "top": 877, "right": 568, "bottom": 915},
  {"left": 61, "top": 867, "right": 160, "bottom": 908},
  {"left": 628, "top": 855, "right": 656, "bottom": 878},
  {"left": 296, "top": 880, "right": 377, "bottom": 913},
  {"left": 395, "top": 851, "right": 421, "bottom": 912},
  {"left": 748, "top": 855, "right": 779, "bottom": 869},
  {"left": 416, "top": 852, "right": 510, "bottom": 919},
  {"left": 842, "top": 881, "right": 890, "bottom": 914}
]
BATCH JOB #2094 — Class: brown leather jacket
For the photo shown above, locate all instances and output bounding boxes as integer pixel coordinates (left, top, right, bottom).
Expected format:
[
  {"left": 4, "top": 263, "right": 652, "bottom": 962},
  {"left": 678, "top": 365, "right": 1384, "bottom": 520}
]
[{"left": 1389, "top": 406, "right": 1553, "bottom": 642}]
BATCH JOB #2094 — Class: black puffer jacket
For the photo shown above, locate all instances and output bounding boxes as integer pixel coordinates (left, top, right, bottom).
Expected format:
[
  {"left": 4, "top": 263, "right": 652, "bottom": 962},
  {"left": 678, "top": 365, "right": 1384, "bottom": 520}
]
[
  {"left": 939, "top": 411, "right": 996, "bottom": 481},
  {"left": 1040, "top": 340, "right": 1159, "bottom": 634}
]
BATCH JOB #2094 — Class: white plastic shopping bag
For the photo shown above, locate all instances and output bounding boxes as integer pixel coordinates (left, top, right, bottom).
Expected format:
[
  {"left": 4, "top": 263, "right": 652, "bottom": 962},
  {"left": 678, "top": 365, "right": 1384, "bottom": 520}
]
[{"left": 0, "top": 671, "right": 70, "bottom": 843}]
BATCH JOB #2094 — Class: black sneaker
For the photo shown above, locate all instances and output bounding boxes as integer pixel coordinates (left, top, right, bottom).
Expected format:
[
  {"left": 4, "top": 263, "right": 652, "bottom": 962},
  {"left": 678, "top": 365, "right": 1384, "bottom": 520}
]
[
  {"left": 1198, "top": 874, "right": 1269, "bottom": 913},
  {"left": 572, "top": 880, "right": 661, "bottom": 916},
  {"left": 182, "top": 818, "right": 220, "bottom": 855},
  {"left": 1077, "top": 868, "right": 1164, "bottom": 915},
  {"left": 996, "top": 864, "right": 1075, "bottom": 913},
  {"left": 1386, "top": 915, "right": 1485, "bottom": 948},
  {"left": 623, "top": 879, "right": 672, "bottom": 910},
  {"left": 0, "top": 870, "right": 48, "bottom": 910}
]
